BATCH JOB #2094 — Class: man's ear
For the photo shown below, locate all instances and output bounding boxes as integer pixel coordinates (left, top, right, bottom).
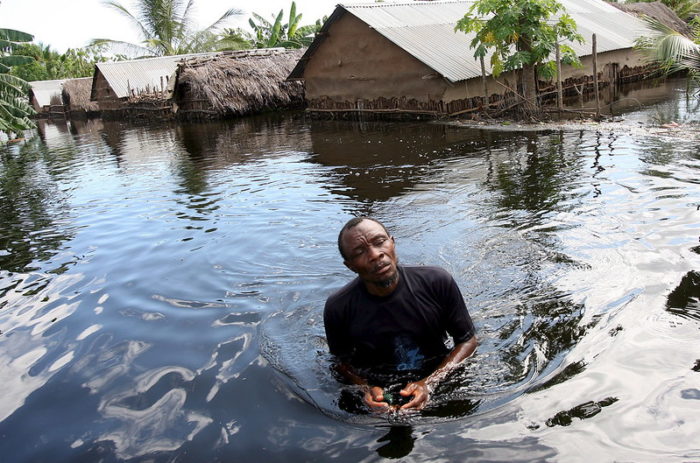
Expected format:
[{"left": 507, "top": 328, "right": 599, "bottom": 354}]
[{"left": 344, "top": 261, "right": 357, "bottom": 273}]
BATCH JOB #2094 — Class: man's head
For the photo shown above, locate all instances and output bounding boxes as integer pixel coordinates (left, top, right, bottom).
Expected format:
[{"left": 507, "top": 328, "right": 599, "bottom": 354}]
[{"left": 337, "top": 217, "right": 399, "bottom": 295}]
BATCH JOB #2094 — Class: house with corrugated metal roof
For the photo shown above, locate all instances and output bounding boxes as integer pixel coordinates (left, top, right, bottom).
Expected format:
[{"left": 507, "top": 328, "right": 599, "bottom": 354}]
[
  {"left": 90, "top": 52, "right": 219, "bottom": 114},
  {"left": 28, "top": 79, "right": 66, "bottom": 116},
  {"left": 288, "top": 0, "right": 654, "bottom": 117}
]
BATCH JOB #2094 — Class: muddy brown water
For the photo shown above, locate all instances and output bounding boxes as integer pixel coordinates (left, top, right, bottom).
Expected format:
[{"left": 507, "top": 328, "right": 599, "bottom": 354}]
[{"left": 0, "top": 78, "right": 699, "bottom": 461}]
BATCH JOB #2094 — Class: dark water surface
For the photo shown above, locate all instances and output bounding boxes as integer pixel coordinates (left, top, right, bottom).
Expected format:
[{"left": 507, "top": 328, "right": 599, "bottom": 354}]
[{"left": 1, "top": 79, "right": 699, "bottom": 462}]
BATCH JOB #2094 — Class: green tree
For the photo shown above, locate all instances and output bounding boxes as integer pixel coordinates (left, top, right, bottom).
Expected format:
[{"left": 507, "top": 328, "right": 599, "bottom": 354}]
[
  {"left": 248, "top": 1, "right": 322, "bottom": 49},
  {"left": 92, "top": 0, "right": 242, "bottom": 57},
  {"left": 0, "top": 28, "right": 36, "bottom": 137},
  {"left": 9, "top": 43, "right": 115, "bottom": 81},
  {"left": 455, "top": 0, "right": 583, "bottom": 114}
]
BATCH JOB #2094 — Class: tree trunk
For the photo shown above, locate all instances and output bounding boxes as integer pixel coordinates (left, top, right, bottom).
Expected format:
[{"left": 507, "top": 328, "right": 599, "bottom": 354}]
[{"left": 520, "top": 63, "right": 539, "bottom": 116}]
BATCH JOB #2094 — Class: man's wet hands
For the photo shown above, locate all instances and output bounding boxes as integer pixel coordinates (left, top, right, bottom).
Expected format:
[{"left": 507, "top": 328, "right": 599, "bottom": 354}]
[{"left": 363, "top": 381, "right": 430, "bottom": 411}]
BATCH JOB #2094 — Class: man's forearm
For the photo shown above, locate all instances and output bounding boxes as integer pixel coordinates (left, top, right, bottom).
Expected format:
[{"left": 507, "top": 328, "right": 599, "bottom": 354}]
[
  {"left": 422, "top": 335, "right": 478, "bottom": 391},
  {"left": 334, "top": 362, "right": 369, "bottom": 386}
]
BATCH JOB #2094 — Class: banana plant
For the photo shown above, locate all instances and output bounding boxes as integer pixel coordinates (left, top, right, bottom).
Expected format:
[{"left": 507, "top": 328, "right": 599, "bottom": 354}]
[
  {"left": 0, "top": 28, "right": 36, "bottom": 137},
  {"left": 248, "top": 1, "right": 320, "bottom": 49}
]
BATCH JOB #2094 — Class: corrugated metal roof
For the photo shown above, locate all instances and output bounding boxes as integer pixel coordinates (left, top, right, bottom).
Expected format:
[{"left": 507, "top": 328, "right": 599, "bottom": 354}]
[
  {"left": 28, "top": 79, "right": 66, "bottom": 106},
  {"left": 94, "top": 52, "right": 220, "bottom": 99},
  {"left": 290, "top": 0, "right": 651, "bottom": 82}
]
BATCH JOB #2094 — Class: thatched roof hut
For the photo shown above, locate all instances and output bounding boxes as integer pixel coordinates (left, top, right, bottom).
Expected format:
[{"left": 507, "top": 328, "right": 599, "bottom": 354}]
[
  {"left": 172, "top": 48, "right": 305, "bottom": 120},
  {"left": 611, "top": 1, "right": 692, "bottom": 36},
  {"left": 62, "top": 77, "right": 99, "bottom": 118}
]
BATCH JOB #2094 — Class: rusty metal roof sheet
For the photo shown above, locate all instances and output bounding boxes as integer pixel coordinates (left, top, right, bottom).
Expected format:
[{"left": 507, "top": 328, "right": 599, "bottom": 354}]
[{"left": 290, "top": 0, "right": 651, "bottom": 82}]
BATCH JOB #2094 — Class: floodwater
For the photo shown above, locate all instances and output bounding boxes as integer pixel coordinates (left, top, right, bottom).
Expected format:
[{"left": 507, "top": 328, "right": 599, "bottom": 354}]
[{"left": 1, "top": 78, "right": 699, "bottom": 462}]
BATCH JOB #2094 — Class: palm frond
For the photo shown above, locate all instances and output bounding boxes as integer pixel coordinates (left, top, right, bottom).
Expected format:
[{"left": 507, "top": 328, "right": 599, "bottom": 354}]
[{"left": 203, "top": 8, "right": 243, "bottom": 33}]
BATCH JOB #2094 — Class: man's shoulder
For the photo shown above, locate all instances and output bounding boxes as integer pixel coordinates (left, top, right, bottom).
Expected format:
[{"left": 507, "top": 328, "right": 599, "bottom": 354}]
[
  {"left": 325, "top": 277, "right": 363, "bottom": 308},
  {"left": 402, "top": 265, "right": 453, "bottom": 281}
]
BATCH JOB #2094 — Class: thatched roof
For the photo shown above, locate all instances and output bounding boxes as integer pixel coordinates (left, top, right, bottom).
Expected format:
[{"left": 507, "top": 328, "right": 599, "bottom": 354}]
[
  {"left": 610, "top": 1, "right": 692, "bottom": 36},
  {"left": 62, "top": 77, "right": 99, "bottom": 113},
  {"left": 173, "top": 48, "right": 305, "bottom": 117}
]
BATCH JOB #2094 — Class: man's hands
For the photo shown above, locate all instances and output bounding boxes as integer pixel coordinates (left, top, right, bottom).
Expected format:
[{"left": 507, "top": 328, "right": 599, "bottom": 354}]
[
  {"left": 364, "top": 386, "right": 390, "bottom": 409},
  {"left": 398, "top": 380, "right": 430, "bottom": 410},
  {"left": 362, "top": 382, "right": 429, "bottom": 411}
]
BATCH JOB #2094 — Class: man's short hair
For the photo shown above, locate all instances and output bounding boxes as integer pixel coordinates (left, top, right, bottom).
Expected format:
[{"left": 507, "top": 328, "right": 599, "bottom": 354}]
[{"left": 337, "top": 216, "right": 390, "bottom": 260}]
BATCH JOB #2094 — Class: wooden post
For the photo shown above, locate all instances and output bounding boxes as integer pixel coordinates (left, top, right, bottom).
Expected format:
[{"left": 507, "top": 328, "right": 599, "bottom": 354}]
[
  {"left": 480, "top": 55, "right": 488, "bottom": 109},
  {"left": 556, "top": 41, "right": 563, "bottom": 119},
  {"left": 592, "top": 33, "right": 601, "bottom": 119}
]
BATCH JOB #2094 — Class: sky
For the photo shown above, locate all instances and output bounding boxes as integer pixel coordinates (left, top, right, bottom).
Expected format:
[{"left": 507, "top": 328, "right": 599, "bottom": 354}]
[{"left": 0, "top": 0, "right": 345, "bottom": 53}]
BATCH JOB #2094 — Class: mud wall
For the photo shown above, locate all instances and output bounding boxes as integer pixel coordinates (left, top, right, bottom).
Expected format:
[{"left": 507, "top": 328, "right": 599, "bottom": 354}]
[
  {"left": 303, "top": 12, "right": 448, "bottom": 111},
  {"left": 92, "top": 72, "right": 124, "bottom": 111}
]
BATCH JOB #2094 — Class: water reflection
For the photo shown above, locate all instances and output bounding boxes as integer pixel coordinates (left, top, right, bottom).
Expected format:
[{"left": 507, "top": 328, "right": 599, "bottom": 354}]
[
  {"left": 375, "top": 425, "right": 415, "bottom": 459},
  {"left": 310, "top": 120, "right": 524, "bottom": 205},
  {"left": 487, "top": 132, "right": 586, "bottom": 214},
  {"left": 0, "top": 137, "right": 75, "bottom": 274},
  {"left": 666, "top": 271, "right": 700, "bottom": 321}
]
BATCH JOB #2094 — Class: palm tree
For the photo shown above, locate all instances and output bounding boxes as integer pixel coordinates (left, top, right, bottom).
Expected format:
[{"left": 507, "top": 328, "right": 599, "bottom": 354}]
[
  {"left": 0, "top": 28, "right": 36, "bottom": 137},
  {"left": 636, "top": 17, "right": 700, "bottom": 84},
  {"left": 92, "top": 0, "right": 243, "bottom": 57}
]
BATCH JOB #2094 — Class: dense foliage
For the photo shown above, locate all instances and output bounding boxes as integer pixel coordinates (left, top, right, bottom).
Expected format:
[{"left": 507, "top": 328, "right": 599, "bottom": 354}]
[
  {"left": 9, "top": 44, "right": 116, "bottom": 81},
  {"left": 0, "top": 28, "right": 36, "bottom": 137}
]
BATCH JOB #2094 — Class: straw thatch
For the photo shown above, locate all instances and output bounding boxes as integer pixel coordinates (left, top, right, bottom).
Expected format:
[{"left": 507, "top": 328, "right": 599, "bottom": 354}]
[
  {"left": 611, "top": 1, "right": 693, "bottom": 36},
  {"left": 62, "top": 77, "right": 100, "bottom": 117},
  {"left": 173, "top": 48, "right": 305, "bottom": 119}
]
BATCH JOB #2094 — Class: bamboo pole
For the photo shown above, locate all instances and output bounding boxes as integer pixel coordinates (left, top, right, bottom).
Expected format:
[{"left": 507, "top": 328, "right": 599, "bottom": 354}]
[{"left": 592, "top": 33, "right": 601, "bottom": 119}]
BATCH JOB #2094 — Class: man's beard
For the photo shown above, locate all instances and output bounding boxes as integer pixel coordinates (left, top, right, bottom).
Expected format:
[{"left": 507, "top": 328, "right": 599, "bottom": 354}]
[{"left": 375, "top": 269, "right": 399, "bottom": 288}]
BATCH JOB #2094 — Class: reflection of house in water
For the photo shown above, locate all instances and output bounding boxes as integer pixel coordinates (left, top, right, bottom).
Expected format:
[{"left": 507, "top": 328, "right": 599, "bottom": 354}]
[
  {"left": 174, "top": 114, "right": 313, "bottom": 166},
  {"left": 289, "top": 0, "right": 654, "bottom": 118},
  {"left": 309, "top": 120, "right": 525, "bottom": 203}
]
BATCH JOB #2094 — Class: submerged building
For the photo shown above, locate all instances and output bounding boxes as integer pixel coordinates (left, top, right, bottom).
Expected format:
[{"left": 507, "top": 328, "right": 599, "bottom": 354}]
[
  {"left": 288, "top": 0, "right": 655, "bottom": 117},
  {"left": 171, "top": 48, "right": 305, "bottom": 120},
  {"left": 88, "top": 49, "right": 304, "bottom": 120},
  {"left": 28, "top": 79, "right": 65, "bottom": 117}
]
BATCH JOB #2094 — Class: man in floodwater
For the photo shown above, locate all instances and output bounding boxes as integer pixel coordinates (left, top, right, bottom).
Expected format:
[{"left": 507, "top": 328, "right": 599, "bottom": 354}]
[{"left": 324, "top": 217, "right": 477, "bottom": 411}]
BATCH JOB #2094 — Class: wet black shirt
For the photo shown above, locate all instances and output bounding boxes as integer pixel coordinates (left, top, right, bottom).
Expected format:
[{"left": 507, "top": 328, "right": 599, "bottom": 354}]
[{"left": 324, "top": 266, "right": 475, "bottom": 383}]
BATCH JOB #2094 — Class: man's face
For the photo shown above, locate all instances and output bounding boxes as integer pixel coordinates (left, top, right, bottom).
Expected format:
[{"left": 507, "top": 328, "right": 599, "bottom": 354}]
[{"left": 342, "top": 220, "right": 398, "bottom": 289}]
